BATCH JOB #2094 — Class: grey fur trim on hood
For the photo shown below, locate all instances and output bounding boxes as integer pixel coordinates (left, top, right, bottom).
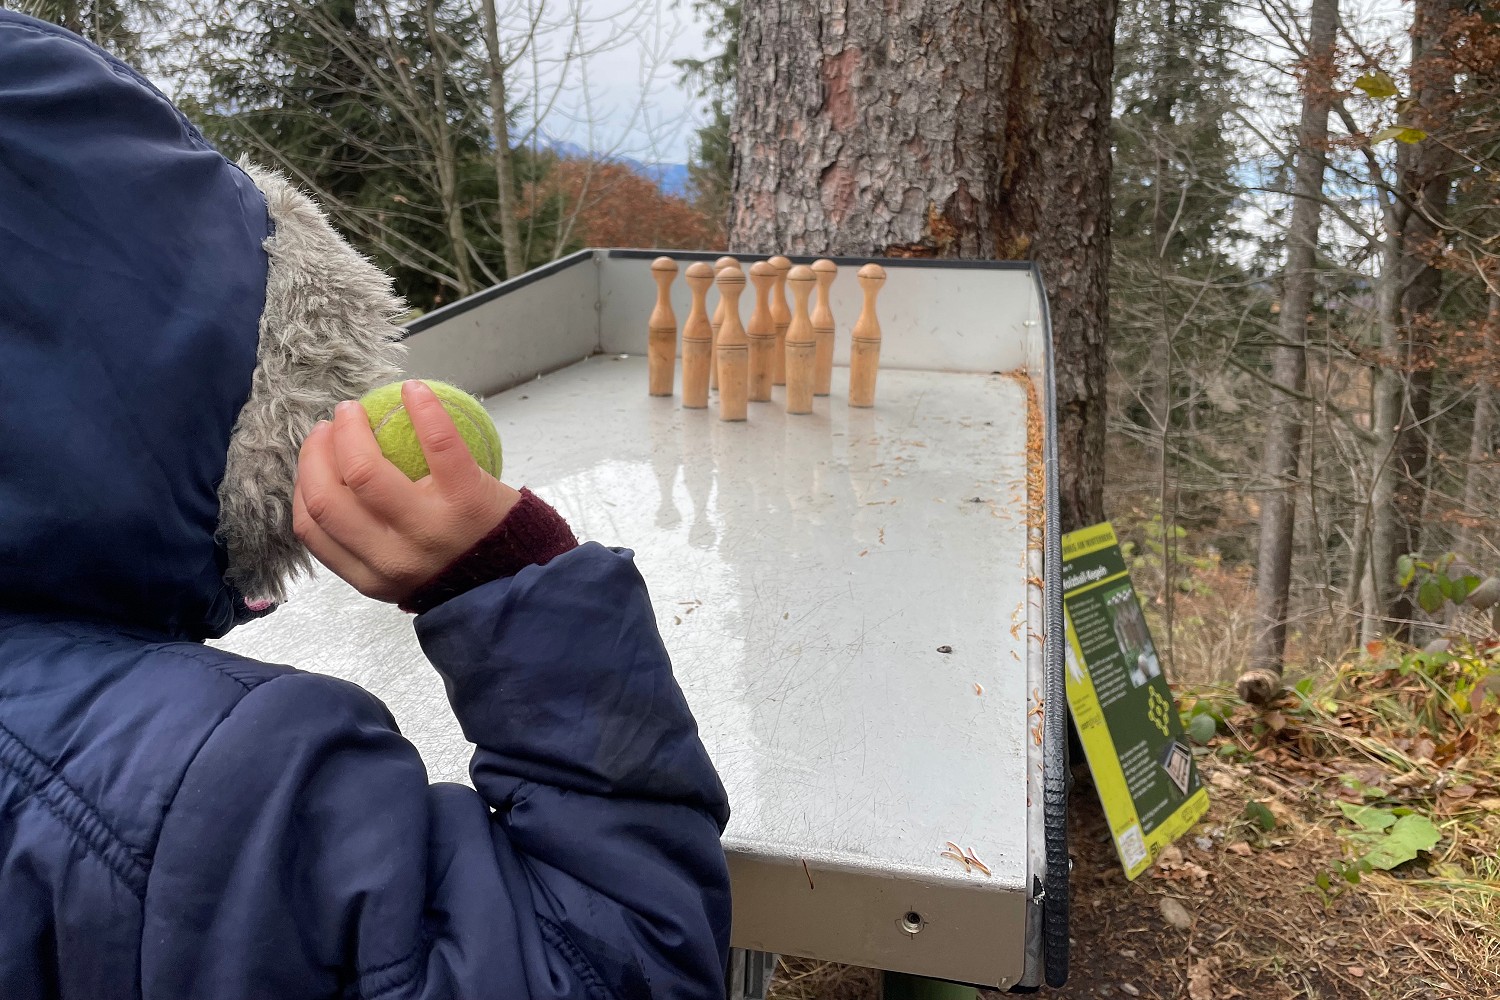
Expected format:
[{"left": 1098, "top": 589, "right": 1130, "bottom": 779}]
[{"left": 218, "top": 163, "right": 408, "bottom": 603}]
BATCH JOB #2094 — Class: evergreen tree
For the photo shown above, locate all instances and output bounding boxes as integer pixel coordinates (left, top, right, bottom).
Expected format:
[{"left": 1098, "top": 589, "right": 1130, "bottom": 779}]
[
  {"left": 1112, "top": 0, "right": 1245, "bottom": 260},
  {"left": 1108, "top": 0, "right": 1263, "bottom": 499},
  {"left": 674, "top": 0, "right": 738, "bottom": 235},
  {"left": 188, "top": 0, "right": 552, "bottom": 311},
  {"left": 15, "top": 0, "right": 162, "bottom": 60}
]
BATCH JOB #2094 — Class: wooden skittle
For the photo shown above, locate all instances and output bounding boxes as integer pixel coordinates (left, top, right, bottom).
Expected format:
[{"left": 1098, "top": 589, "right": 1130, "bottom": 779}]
[
  {"left": 715, "top": 267, "right": 749, "bottom": 421},
  {"left": 710, "top": 255, "right": 737, "bottom": 390},
  {"left": 648, "top": 256, "right": 678, "bottom": 396},
  {"left": 746, "top": 261, "right": 777, "bottom": 402},
  {"left": 768, "top": 255, "right": 792, "bottom": 385},
  {"left": 811, "top": 259, "right": 837, "bottom": 397},
  {"left": 848, "top": 263, "right": 886, "bottom": 408},
  {"left": 681, "top": 262, "right": 714, "bottom": 408},
  {"left": 784, "top": 264, "right": 817, "bottom": 415}
]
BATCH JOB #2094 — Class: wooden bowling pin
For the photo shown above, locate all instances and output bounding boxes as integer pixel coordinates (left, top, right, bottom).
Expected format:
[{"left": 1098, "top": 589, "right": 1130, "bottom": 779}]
[
  {"left": 768, "top": 255, "right": 792, "bottom": 385},
  {"left": 784, "top": 265, "right": 817, "bottom": 415},
  {"left": 648, "top": 256, "right": 678, "bottom": 396},
  {"left": 746, "top": 261, "right": 777, "bottom": 402},
  {"left": 681, "top": 262, "right": 715, "bottom": 408},
  {"left": 710, "top": 255, "right": 737, "bottom": 390},
  {"left": 716, "top": 267, "right": 749, "bottom": 421},
  {"left": 848, "top": 263, "right": 886, "bottom": 408},
  {"left": 812, "top": 259, "right": 837, "bottom": 397}
]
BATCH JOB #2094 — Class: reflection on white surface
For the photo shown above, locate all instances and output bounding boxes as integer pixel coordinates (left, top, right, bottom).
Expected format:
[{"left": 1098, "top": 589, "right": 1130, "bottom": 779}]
[{"left": 217, "top": 356, "right": 1035, "bottom": 888}]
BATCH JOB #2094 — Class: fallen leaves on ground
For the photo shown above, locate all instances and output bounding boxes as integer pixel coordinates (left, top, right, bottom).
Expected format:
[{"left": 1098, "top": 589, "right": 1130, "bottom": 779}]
[{"left": 769, "top": 661, "right": 1500, "bottom": 999}]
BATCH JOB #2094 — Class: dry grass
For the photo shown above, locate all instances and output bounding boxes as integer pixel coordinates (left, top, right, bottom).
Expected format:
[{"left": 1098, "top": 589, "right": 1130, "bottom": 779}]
[
  {"left": 1144, "top": 563, "right": 1259, "bottom": 688},
  {"left": 768, "top": 960, "right": 881, "bottom": 1000}
]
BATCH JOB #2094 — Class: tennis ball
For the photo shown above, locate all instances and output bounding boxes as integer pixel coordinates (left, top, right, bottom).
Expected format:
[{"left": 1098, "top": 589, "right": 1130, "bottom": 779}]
[{"left": 358, "top": 380, "right": 503, "bottom": 481}]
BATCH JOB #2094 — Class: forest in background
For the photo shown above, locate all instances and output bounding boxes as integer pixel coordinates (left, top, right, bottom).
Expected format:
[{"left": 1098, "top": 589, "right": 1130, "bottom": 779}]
[
  {"left": 20, "top": 0, "right": 721, "bottom": 312},
  {"left": 684, "top": 0, "right": 1500, "bottom": 708},
  {"left": 15, "top": 1, "right": 1500, "bottom": 990},
  {"left": 18, "top": 0, "right": 1500, "bottom": 702}
]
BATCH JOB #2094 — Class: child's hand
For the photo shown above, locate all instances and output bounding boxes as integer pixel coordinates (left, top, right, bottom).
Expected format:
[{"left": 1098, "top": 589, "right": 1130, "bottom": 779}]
[{"left": 293, "top": 380, "right": 520, "bottom": 604}]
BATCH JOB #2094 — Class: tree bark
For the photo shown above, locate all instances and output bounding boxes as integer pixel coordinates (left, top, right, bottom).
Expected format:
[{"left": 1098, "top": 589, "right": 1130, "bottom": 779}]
[
  {"left": 1367, "top": 215, "right": 1406, "bottom": 641},
  {"left": 728, "top": 0, "right": 1114, "bottom": 531},
  {"left": 1240, "top": 0, "right": 1338, "bottom": 703},
  {"left": 480, "top": 0, "right": 526, "bottom": 279},
  {"left": 1380, "top": 0, "right": 1454, "bottom": 639},
  {"left": 1459, "top": 290, "right": 1500, "bottom": 557}
]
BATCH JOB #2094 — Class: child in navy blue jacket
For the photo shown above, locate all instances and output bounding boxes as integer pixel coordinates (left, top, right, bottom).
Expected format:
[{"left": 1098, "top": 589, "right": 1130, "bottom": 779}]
[{"left": 0, "top": 12, "right": 731, "bottom": 999}]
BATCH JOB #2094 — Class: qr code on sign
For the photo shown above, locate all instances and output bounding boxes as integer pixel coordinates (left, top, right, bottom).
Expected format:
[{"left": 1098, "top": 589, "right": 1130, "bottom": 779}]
[{"left": 1117, "top": 825, "right": 1147, "bottom": 869}]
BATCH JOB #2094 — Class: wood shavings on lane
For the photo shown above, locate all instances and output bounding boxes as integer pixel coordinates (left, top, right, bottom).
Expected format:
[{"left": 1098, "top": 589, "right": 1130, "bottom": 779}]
[
  {"left": 940, "top": 841, "right": 992, "bottom": 877},
  {"left": 1003, "top": 371, "right": 1046, "bottom": 536}
]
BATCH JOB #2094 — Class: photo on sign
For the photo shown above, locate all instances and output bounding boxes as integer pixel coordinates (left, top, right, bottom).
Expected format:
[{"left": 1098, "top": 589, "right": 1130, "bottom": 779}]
[
  {"left": 1103, "top": 586, "right": 1161, "bottom": 689},
  {"left": 1160, "top": 740, "right": 1194, "bottom": 797}
]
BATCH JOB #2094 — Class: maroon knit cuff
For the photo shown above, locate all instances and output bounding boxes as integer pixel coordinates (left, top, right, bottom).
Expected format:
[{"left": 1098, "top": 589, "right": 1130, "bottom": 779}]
[{"left": 400, "top": 488, "right": 579, "bottom": 615}]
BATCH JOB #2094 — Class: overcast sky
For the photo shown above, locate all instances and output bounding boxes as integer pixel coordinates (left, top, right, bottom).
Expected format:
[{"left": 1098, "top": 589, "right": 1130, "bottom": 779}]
[{"left": 517, "top": 0, "right": 711, "bottom": 166}]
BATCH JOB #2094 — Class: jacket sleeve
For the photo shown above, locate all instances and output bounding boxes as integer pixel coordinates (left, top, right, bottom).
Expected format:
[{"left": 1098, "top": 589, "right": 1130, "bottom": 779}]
[{"left": 143, "top": 543, "right": 732, "bottom": 1000}]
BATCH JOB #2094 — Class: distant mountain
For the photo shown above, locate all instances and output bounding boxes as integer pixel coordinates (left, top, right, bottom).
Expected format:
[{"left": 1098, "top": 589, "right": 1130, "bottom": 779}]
[
  {"left": 540, "top": 137, "right": 692, "bottom": 199},
  {"left": 644, "top": 162, "right": 692, "bottom": 199}
]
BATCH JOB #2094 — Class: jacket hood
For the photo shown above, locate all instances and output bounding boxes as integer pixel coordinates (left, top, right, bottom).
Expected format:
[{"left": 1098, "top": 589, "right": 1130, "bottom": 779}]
[{"left": 0, "top": 13, "right": 406, "bottom": 640}]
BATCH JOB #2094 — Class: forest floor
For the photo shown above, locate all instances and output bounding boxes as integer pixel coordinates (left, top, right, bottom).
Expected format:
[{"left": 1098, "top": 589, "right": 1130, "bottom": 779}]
[{"left": 766, "top": 658, "right": 1500, "bottom": 1000}]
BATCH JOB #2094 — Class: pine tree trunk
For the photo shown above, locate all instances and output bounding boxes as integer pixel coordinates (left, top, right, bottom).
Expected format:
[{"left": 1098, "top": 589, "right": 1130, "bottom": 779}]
[
  {"left": 1368, "top": 222, "right": 1405, "bottom": 640},
  {"left": 1381, "top": 0, "right": 1454, "bottom": 639},
  {"left": 1460, "top": 291, "right": 1500, "bottom": 557},
  {"left": 728, "top": 0, "right": 1114, "bottom": 530},
  {"left": 1240, "top": 0, "right": 1338, "bottom": 703}
]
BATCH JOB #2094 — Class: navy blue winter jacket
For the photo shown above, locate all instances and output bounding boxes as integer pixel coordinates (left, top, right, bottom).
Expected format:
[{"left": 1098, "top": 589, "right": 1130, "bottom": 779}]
[{"left": 0, "top": 12, "right": 732, "bottom": 999}]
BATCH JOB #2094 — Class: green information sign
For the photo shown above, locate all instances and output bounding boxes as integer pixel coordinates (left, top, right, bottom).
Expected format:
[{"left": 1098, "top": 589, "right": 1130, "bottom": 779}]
[{"left": 1062, "top": 522, "right": 1209, "bottom": 879}]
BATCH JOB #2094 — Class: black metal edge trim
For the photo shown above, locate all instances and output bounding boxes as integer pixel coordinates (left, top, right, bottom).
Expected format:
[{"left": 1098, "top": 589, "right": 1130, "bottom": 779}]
[
  {"left": 605, "top": 248, "right": 1036, "bottom": 271},
  {"left": 1035, "top": 265, "right": 1070, "bottom": 989},
  {"left": 401, "top": 249, "right": 599, "bottom": 338}
]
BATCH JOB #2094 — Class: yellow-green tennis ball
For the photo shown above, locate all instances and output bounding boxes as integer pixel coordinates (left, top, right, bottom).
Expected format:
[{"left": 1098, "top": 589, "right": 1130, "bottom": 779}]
[{"left": 358, "top": 380, "right": 503, "bottom": 481}]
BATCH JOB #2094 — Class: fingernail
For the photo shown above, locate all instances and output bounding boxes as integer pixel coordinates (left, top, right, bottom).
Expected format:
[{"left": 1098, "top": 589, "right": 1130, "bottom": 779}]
[
  {"left": 336, "top": 400, "right": 359, "bottom": 417},
  {"left": 309, "top": 420, "right": 331, "bottom": 437},
  {"left": 405, "top": 379, "right": 432, "bottom": 398}
]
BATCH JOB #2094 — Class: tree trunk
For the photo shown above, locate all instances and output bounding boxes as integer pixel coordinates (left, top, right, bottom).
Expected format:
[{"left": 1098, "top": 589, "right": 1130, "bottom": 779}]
[
  {"left": 1459, "top": 290, "right": 1500, "bottom": 557},
  {"left": 728, "top": 0, "right": 1114, "bottom": 531},
  {"left": 1239, "top": 0, "right": 1338, "bottom": 703},
  {"left": 1149, "top": 149, "right": 1176, "bottom": 675},
  {"left": 1368, "top": 218, "right": 1405, "bottom": 641},
  {"left": 1381, "top": 0, "right": 1454, "bottom": 639},
  {"left": 480, "top": 0, "right": 526, "bottom": 280},
  {"left": 1345, "top": 500, "right": 1370, "bottom": 645},
  {"left": 420, "top": 1, "right": 476, "bottom": 298}
]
